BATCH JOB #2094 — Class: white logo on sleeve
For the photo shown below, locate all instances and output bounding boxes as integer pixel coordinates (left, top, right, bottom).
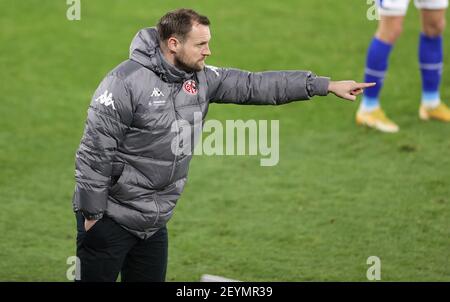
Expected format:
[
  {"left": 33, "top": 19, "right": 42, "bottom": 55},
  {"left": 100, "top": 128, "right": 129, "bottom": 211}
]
[
  {"left": 151, "top": 88, "right": 164, "bottom": 97},
  {"left": 95, "top": 90, "right": 116, "bottom": 110},
  {"left": 206, "top": 65, "right": 220, "bottom": 77}
]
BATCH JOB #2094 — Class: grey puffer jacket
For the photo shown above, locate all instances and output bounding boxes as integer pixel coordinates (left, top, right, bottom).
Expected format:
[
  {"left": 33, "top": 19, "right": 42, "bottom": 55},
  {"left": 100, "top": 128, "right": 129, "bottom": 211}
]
[{"left": 72, "top": 27, "right": 330, "bottom": 239}]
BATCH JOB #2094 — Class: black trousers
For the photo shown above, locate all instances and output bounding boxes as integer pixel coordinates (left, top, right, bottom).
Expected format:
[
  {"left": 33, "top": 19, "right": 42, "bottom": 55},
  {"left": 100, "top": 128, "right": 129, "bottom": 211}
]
[{"left": 75, "top": 212, "right": 168, "bottom": 282}]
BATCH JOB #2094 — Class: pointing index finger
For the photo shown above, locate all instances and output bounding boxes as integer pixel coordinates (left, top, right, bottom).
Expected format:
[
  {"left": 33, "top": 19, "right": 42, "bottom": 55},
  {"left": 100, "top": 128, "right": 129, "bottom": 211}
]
[{"left": 356, "top": 82, "right": 376, "bottom": 89}]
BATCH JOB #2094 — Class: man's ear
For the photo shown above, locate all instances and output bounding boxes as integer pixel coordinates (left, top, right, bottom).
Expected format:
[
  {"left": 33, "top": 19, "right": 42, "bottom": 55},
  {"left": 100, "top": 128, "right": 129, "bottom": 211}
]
[{"left": 167, "top": 37, "right": 180, "bottom": 53}]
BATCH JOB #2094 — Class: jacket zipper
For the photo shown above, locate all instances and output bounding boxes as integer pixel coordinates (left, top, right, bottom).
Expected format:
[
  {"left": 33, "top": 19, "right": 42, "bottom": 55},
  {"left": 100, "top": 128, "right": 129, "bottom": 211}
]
[
  {"left": 153, "top": 84, "right": 179, "bottom": 227},
  {"left": 168, "top": 83, "right": 179, "bottom": 184},
  {"left": 152, "top": 193, "right": 160, "bottom": 226}
]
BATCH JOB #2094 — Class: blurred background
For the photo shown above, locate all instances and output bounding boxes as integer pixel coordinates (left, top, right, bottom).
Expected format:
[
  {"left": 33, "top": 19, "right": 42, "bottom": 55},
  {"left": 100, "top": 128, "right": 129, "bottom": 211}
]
[{"left": 0, "top": 0, "right": 449, "bottom": 281}]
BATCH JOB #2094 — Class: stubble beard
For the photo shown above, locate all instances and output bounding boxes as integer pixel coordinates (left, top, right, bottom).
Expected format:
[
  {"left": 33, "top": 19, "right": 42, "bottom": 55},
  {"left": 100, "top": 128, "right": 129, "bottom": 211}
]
[{"left": 175, "top": 53, "right": 203, "bottom": 73}]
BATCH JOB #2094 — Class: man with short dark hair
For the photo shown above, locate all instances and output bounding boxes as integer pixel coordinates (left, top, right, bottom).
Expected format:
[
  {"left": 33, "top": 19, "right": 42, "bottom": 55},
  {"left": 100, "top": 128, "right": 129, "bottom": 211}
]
[{"left": 72, "top": 8, "right": 373, "bottom": 282}]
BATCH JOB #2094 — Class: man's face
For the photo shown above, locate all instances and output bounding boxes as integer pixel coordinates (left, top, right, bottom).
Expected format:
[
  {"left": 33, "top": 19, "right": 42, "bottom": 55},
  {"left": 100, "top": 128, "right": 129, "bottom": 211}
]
[{"left": 174, "top": 23, "right": 211, "bottom": 72}]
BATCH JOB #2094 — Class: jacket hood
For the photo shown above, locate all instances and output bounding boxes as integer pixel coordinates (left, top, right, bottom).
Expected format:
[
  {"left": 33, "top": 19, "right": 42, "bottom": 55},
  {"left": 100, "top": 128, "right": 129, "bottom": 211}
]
[{"left": 129, "top": 27, "right": 194, "bottom": 83}]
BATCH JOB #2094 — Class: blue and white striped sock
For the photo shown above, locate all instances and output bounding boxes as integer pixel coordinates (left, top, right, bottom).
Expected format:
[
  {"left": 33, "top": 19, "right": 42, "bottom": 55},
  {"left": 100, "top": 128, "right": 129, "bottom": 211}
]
[
  {"left": 361, "top": 37, "right": 393, "bottom": 112},
  {"left": 419, "top": 33, "right": 443, "bottom": 109}
]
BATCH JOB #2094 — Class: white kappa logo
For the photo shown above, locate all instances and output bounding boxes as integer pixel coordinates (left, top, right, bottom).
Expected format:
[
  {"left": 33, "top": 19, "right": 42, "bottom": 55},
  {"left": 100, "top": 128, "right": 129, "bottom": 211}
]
[
  {"left": 95, "top": 90, "right": 116, "bottom": 110},
  {"left": 151, "top": 88, "right": 164, "bottom": 97},
  {"left": 149, "top": 88, "right": 166, "bottom": 106}
]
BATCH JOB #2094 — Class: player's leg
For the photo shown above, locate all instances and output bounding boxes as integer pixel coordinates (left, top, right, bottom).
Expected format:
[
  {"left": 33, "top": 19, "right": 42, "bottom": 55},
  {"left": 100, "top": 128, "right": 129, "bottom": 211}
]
[
  {"left": 417, "top": 0, "right": 450, "bottom": 121},
  {"left": 357, "top": 0, "right": 410, "bottom": 132}
]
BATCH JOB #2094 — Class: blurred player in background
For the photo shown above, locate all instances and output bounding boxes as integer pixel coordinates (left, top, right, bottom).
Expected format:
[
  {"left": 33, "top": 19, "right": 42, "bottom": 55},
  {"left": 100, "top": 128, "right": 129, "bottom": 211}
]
[{"left": 357, "top": 0, "right": 450, "bottom": 133}]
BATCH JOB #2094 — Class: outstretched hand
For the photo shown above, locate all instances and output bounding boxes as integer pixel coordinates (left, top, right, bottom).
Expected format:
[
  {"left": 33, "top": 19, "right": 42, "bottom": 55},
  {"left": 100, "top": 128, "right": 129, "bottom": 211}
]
[{"left": 328, "top": 81, "right": 376, "bottom": 101}]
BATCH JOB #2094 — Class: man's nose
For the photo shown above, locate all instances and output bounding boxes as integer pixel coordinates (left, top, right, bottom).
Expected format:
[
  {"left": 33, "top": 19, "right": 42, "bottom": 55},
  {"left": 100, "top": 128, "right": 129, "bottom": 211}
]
[{"left": 202, "top": 46, "right": 211, "bottom": 56}]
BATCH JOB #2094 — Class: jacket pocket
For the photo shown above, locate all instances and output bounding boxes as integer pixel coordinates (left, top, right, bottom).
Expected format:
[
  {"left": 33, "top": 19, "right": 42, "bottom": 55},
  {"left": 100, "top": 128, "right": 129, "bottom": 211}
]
[
  {"left": 111, "top": 162, "right": 125, "bottom": 186},
  {"left": 85, "top": 217, "right": 102, "bottom": 233},
  {"left": 109, "top": 163, "right": 128, "bottom": 198}
]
